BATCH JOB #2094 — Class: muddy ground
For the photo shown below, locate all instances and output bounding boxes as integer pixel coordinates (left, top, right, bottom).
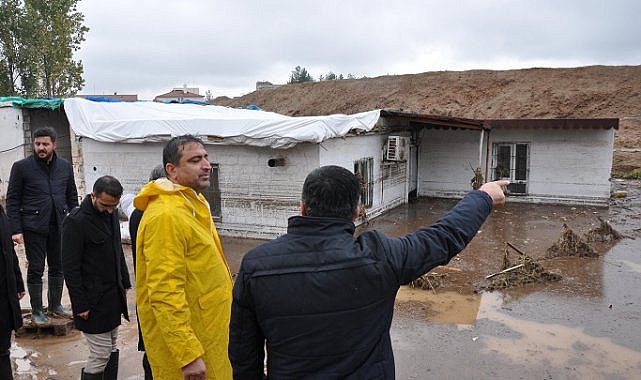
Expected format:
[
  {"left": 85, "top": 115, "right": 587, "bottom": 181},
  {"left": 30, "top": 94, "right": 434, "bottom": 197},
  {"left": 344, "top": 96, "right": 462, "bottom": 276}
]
[{"left": 9, "top": 180, "right": 641, "bottom": 379}]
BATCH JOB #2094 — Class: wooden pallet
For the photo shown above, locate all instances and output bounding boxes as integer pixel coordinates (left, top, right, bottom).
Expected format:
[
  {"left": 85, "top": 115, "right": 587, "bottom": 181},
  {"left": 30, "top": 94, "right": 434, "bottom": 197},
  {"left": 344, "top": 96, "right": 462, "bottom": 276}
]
[{"left": 18, "top": 310, "right": 75, "bottom": 336}]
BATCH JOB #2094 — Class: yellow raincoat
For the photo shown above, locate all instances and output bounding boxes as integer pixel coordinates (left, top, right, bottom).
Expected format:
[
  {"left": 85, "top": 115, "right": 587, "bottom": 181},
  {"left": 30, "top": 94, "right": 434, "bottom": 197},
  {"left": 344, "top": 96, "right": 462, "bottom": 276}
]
[{"left": 134, "top": 178, "right": 232, "bottom": 379}]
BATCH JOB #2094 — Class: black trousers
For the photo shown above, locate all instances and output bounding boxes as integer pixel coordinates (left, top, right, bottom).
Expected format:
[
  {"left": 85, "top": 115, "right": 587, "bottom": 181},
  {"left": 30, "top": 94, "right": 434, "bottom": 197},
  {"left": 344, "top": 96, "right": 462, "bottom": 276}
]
[
  {"left": 23, "top": 228, "right": 62, "bottom": 285},
  {"left": 0, "top": 298, "right": 12, "bottom": 355}
]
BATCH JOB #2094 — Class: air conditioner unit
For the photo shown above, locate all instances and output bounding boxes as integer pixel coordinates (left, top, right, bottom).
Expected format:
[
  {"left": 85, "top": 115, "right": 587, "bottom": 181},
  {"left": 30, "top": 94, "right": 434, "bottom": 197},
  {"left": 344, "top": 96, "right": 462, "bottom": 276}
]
[{"left": 386, "top": 136, "right": 409, "bottom": 161}]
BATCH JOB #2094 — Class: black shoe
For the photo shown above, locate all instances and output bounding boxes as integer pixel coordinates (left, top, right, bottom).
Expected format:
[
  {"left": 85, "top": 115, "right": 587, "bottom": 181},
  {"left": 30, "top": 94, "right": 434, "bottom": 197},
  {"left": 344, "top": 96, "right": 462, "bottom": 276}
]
[{"left": 81, "top": 367, "right": 104, "bottom": 379}]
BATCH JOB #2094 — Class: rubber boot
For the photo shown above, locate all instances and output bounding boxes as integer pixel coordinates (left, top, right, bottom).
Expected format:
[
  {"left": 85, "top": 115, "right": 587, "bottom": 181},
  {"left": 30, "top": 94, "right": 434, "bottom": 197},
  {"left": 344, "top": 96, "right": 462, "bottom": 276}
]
[
  {"left": 47, "top": 276, "right": 72, "bottom": 318},
  {"left": 103, "top": 350, "right": 119, "bottom": 380},
  {"left": 0, "top": 354, "right": 14, "bottom": 380},
  {"left": 27, "top": 283, "right": 49, "bottom": 325},
  {"left": 81, "top": 368, "right": 104, "bottom": 379}
]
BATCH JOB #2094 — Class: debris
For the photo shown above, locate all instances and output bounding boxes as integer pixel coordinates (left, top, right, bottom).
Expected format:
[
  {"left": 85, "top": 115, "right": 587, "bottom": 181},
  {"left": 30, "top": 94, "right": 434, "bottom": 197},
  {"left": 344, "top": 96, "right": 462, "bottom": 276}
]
[
  {"left": 611, "top": 191, "right": 628, "bottom": 198},
  {"left": 482, "top": 244, "right": 561, "bottom": 291},
  {"left": 546, "top": 224, "right": 596, "bottom": 258},
  {"left": 470, "top": 164, "right": 484, "bottom": 190},
  {"left": 409, "top": 272, "right": 448, "bottom": 293},
  {"left": 584, "top": 217, "right": 623, "bottom": 243}
]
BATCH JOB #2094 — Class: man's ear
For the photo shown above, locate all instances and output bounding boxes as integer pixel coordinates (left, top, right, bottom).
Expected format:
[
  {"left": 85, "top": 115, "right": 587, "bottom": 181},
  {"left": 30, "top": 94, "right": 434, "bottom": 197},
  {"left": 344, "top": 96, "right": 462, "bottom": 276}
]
[
  {"left": 165, "top": 162, "right": 176, "bottom": 179},
  {"left": 299, "top": 200, "right": 306, "bottom": 216}
]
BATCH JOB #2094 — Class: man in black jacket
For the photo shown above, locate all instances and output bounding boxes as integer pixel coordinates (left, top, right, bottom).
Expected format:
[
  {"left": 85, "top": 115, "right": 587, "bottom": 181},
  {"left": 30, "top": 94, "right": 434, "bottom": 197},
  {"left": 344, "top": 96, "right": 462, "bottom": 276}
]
[
  {"left": 229, "top": 165, "right": 508, "bottom": 379},
  {"left": 6, "top": 126, "right": 78, "bottom": 324},
  {"left": 0, "top": 204, "right": 25, "bottom": 380},
  {"left": 62, "top": 175, "right": 131, "bottom": 380}
]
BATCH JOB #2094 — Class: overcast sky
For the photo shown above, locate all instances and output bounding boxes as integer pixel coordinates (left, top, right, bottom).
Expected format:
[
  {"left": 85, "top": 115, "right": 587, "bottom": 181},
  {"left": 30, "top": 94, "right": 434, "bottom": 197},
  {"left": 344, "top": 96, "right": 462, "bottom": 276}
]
[{"left": 76, "top": 0, "right": 641, "bottom": 101}]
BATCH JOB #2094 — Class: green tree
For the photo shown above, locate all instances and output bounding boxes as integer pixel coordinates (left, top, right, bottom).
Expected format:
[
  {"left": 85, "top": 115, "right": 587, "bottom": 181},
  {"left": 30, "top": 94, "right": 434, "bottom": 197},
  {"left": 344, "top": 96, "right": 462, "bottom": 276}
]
[
  {"left": 324, "top": 71, "right": 337, "bottom": 81},
  {"left": 26, "top": 0, "right": 88, "bottom": 97},
  {"left": 0, "top": 0, "right": 35, "bottom": 95},
  {"left": 288, "top": 65, "right": 313, "bottom": 84},
  {"left": 0, "top": 0, "right": 87, "bottom": 97}
]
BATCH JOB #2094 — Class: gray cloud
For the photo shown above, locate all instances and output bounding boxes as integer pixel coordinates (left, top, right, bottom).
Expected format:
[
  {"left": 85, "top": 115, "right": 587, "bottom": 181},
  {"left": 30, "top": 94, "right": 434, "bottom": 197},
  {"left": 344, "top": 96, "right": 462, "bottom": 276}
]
[{"left": 75, "top": 0, "right": 641, "bottom": 100}]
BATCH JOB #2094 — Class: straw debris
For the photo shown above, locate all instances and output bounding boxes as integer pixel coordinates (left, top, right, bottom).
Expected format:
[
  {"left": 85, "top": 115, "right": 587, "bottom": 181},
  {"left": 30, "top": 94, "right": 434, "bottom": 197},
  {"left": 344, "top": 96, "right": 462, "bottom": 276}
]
[
  {"left": 584, "top": 217, "right": 622, "bottom": 243},
  {"left": 546, "top": 224, "right": 596, "bottom": 258},
  {"left": 482, "top": 245, "right": 561, "bottom": 291},
  {"left": 409, "top": 272, "right": 448, "bottom": 292}
]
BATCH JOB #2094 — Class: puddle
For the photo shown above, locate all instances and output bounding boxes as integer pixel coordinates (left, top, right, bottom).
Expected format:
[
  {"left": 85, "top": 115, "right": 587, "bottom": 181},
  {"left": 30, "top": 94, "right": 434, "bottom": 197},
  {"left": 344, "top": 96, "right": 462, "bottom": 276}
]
[
  {"left": 396, "top": 288, "right": 481, "bottom": 325},
  {"left": 11, "top": 180, "right": 641, "bottom": 378},
  {"left": 478, "top": 292, "right": 641, "bottom": 378}
]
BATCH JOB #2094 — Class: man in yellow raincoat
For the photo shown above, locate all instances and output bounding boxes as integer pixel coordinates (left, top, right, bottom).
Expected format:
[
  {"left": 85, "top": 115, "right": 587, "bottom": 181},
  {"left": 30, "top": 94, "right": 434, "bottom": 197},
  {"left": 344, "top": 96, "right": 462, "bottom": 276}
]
[{"left": 134, "top": 135, "right": 232, "bottom": 380}]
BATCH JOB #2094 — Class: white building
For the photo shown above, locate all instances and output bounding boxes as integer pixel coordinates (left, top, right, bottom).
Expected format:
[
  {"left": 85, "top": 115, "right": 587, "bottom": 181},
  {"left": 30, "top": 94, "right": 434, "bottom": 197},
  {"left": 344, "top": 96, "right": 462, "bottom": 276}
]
[{"left": 0, "top": 98, "right": 617, "bottom": 239}]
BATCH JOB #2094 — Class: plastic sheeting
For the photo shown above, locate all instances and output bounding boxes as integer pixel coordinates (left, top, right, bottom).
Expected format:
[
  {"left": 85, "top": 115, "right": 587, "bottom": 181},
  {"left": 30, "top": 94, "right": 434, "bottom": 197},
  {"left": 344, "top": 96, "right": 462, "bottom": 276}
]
[
  {"left": 64, "top": 97, "right": 381, "bottom": 149},
  {"left": 0, "top": 96, "right": 63, "bottom": 110}
]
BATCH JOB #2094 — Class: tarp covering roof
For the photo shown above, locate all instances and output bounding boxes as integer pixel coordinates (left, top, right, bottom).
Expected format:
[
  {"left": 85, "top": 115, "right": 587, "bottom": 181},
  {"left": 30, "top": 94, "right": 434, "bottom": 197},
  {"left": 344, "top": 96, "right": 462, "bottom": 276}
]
[
  {"left": 64, "top": 98, "right": 381, "bottom": 149},
  {"left": 0, "top": 96, "right": 63, "bottom": 110}
]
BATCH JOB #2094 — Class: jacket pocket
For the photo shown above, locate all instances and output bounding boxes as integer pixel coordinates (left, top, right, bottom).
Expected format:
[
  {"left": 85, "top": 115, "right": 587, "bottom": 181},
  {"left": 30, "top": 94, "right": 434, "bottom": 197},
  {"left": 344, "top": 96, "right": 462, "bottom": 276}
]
[
  {"left": 19, "top": 208, "right": 40, "bottom": 215},
  {"left": 89, "top": 238, "right": 106, "bottom": 245}
]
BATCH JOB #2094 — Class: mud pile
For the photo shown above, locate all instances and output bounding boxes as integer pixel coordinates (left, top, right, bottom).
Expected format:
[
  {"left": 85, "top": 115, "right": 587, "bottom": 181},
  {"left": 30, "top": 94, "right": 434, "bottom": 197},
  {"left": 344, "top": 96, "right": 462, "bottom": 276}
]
[
  {"left": 409, "top": 272, "right": 448, "bottom": 291},
  {"left": 481, "top": 246, "right": 561, "bottom": 291},
  {"left": 547, "top": 218, "right": 622, "bottom": 257},
  {"left": 547, "top": 224, "right": 596, "bottom": 257},
  {"left": 584, "top": 217, "right": 623, "bottom": 243}
]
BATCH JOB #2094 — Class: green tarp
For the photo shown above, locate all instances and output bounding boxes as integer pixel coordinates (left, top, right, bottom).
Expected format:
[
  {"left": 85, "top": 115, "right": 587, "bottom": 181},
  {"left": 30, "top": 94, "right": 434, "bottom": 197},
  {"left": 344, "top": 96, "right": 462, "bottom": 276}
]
[{"left": 0, "top": 96, "right": 63, "bottom": 110}]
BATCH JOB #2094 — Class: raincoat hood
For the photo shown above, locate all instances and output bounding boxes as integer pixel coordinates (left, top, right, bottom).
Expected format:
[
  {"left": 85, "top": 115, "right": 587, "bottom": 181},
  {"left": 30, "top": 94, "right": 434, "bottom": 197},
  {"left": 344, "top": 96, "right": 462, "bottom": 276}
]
[{"left": 134, "top": 177, "right": 191, "bottom": 212}]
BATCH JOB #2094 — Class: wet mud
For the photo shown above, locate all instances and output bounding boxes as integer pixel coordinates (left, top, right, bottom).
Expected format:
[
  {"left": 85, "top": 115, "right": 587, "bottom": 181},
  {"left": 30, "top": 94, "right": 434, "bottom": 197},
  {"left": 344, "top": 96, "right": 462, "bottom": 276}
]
[{"left": 11, "top": 180, "right": 641, "bottom": 379}]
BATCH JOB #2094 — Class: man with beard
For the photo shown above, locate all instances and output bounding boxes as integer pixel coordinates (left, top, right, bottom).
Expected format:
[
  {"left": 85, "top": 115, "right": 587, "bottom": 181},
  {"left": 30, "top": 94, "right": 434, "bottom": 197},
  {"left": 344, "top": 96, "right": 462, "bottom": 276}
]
[
  {"left": 134, "top": 135, "right": 232, "bottom": 380},
  {"left": 62, "top": 175, "right": 131, "bottom": 379},
  {"left": 6, "top": 126, "right": 78, "bottom": 324}
]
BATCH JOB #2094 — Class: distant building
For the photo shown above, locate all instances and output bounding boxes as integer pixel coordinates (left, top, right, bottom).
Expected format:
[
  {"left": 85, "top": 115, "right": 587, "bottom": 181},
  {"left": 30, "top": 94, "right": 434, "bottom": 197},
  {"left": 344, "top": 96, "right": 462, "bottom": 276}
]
[
  {"left": 154, "top": 85, "right": 205, "bottom": 103},
  {"left": 256, "top": 81, "right": 282, "bottom": 90},
  {"left": 77, "top": 93, "right": 138, "bottom": 102}
]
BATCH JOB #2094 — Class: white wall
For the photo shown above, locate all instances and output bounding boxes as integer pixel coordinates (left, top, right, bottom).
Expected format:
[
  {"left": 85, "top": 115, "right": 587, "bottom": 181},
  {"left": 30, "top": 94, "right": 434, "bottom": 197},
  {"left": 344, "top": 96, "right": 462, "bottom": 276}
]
[
  {"left": 76, "top": 137, "right": 320, "bottom": 239},
  {"left": 76, "top": 138, "right": 163, "bottom": 198},
  {"left": 418, "top": 129, "right": 483, "bottom": 198},
  {"left": 209, "top": 143, "right": 319, "bottom": 238},
  {"left": 491, "top": 128, "right": 614, "bottom": 205},
  {"left": 320, "top": 134, "right": 408, "bottom": 221},
  {"left": 0, "top": 107, "right": 26, "bottom": 203}
]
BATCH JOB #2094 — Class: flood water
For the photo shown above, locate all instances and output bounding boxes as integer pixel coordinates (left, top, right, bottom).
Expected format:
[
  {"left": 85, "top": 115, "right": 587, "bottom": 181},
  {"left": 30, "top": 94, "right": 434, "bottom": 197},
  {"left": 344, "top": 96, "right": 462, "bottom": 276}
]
[{"left": 11, "top": 180, "right": 641, "bottom": 379}]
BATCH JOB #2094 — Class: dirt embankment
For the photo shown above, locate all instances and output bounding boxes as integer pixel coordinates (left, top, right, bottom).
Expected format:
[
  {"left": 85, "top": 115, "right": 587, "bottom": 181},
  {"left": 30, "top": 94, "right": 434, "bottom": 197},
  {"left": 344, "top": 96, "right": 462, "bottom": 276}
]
[{"left": 215, "top": 65, "right": 641, "bottom": 176}]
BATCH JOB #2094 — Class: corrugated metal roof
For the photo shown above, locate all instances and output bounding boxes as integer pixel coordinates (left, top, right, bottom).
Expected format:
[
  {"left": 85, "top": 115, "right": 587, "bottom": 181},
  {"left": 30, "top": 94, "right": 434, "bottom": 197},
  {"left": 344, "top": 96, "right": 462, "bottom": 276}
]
[{"left": 380, "top": 110, "right": 485, "bottom": 130}]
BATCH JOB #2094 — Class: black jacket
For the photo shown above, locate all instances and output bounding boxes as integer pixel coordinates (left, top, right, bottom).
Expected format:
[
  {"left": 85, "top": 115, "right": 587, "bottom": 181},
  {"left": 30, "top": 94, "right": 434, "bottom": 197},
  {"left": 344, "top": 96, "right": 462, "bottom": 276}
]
[
  {"left": 61, "top": 195, "right": 131, "bottom": 334},
  {"left": 230, "top": 191, "right": 493, "bottom": 379},
  {"left": 0, "top": 205, "right": 25, "bottom": 332},
  {"left": 6, "top": 152, "right": 78, "bottom": 235}
]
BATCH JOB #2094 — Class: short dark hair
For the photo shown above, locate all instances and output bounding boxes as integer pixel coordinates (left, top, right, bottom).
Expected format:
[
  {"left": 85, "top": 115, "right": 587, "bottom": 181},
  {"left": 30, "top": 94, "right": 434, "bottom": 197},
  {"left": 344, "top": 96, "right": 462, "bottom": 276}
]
[
  {"left": 33, "top": 126, "right": 57, "bottom": 142},
  {"left": 301, "top": 165, "right": 360, "bottom": 219},
  {"left": 93, "top": 175, "right": 123, "bottom": 198},
  {"left": 163, "top": 135, "right": 205, "bottom": 166},
  {"left": 148, "top": 164, "right": 166, "bottom": 181}
]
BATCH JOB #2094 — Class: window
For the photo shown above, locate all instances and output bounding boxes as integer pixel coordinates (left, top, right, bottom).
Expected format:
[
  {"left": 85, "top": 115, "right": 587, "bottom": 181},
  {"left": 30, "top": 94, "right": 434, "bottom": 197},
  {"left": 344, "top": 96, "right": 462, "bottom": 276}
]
[
  {"left": 201, "top": 163, "right": 222, "bottom": 219},
  {"left": 354, "top": 158, "right": 374, "bottom": 207},
  {"left": 491, "top": 143, "right": 529, "bottom": 194}
]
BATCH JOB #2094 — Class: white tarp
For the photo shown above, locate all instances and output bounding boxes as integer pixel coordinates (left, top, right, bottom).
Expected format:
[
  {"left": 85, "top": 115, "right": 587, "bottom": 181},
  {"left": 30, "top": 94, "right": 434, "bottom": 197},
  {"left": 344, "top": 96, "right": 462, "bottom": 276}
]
[{"left": 64, "top": 97, "right": 381, "bottom": 149}]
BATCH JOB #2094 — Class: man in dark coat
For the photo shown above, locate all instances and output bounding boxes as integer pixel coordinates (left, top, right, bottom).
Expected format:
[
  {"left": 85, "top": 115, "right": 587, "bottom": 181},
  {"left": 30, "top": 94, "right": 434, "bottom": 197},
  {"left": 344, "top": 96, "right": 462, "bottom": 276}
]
[
  {"left": 62, "top": 175, "right": 131, "bottom": 380},
  {"left": 0, "top": 204, "right": 25, "bottom": 380},
  {"left": 6, "top": 126, "right": 78, "bottom": 324},
  {"left": 229, "top": 165, "right": 508, "bottom": 379}
]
